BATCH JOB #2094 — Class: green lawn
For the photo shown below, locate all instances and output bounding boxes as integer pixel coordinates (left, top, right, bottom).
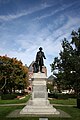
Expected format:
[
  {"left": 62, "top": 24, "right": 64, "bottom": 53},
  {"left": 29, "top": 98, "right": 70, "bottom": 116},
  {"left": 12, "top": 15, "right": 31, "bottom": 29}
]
[
  {"left": 49, "top": 98, "right": 77, "bottom": 105},
  {"left": 55, "top": 106, "right": 80, "bottom": 120},
  {"left": 0, "top": 106, "right": 80, "bottom": 120},
  {"left": 0, "top": 95, "right": 76, "bottom": 106},
  {"left": 0, "top": 97, "right": 80, "bottom": 120},
  {"left": 0, "top": 94, "right": 31, "bottom": 104}
]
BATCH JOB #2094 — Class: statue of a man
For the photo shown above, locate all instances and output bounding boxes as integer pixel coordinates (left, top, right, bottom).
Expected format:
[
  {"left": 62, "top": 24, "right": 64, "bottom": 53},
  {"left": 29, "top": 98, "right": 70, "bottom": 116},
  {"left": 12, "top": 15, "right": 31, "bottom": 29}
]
[{"left": 36, "top": 47, "right": 46, "bottom": 72}]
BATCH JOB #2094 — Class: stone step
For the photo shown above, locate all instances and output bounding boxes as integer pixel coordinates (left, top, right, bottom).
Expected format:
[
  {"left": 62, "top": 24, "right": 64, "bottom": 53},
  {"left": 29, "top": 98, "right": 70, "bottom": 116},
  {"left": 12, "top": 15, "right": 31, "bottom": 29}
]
[
  {"left": 20, "top": 106, "right": 59, "bottom": 114},
  {"left": 24, "top": 105, "right": 54, "bottom": 109},
  {"left": 27, "top": 99, "right": 50, "bottom": 105}
]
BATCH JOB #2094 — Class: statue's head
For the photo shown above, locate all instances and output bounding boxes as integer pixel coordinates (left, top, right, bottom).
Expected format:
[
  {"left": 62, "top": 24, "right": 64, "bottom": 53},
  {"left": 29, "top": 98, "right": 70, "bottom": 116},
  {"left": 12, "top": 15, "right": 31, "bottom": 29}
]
[{"left": 39, "top": 47, "right": 43, "bottom": 51}]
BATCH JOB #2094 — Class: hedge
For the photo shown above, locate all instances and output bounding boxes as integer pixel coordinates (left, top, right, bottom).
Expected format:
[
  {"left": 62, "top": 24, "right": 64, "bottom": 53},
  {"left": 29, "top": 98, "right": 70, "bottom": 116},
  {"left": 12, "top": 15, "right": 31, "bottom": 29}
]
[
  {"left": 1, "top": 93, "right": 25, "bottom": 100},
  {"left": 1, "top": 94, "right": 17, "bottom": 100},
  {"left": 48, "top": 93, "right": 76, "bottom": 99}
]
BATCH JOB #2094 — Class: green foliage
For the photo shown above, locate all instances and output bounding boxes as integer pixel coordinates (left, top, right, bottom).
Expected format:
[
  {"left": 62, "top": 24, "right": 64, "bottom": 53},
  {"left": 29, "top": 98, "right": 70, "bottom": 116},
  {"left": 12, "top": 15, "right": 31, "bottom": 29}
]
[
  {"left": 1, "top": 93, "right": 27, "bottom": 100},
  {"left": 1, "top": 94, "right": 17, "bottom": 100},
  {"left": 47, "top": 84, "right": 54, "bottom": 92},
  {"left": 48, "top": 93, "right": 58, "bottom": 99},
  {"left": 50, "top": 28, "right": 80, "bottom": 94},
  {"left": 0, "top": 55, "right": 29, "bottom": 94},
  {"left": 48, "top": 93, "right": 76, "bottom": 99}
]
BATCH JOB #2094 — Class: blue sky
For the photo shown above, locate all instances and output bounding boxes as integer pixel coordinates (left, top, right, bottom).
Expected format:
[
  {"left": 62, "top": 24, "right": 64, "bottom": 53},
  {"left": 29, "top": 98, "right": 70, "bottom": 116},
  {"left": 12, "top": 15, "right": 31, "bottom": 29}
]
[{"left": 0, "top": 0, "right": 80, "bottom": 76}]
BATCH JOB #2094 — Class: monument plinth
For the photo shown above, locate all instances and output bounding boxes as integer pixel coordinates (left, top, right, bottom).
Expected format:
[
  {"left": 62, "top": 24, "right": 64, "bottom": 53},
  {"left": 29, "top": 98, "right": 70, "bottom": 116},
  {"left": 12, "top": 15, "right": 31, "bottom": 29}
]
[{"left": 20, "top": 73, "right": 59, "bottom": 115}]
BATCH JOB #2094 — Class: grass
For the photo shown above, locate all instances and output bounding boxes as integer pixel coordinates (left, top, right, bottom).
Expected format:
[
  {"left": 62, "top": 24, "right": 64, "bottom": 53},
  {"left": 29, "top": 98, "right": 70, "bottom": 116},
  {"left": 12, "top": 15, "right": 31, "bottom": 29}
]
[
  {"left": 55, "top": 106, "right": 80, "bottom": 120},
  {"left": 0, "top": 106, "right": 80, "bottom": 120},
  {"left": 0, "top": 97, "right": 79, "bottom": 120},
  {"left": 0, "top": 94, "right": 31, "bottom": 104},
  {"left": 49, "top": 98, "right": 77, "bottom": 105},
  {"left": 0, "top": 96, "right": 76, "bottom": 105}
]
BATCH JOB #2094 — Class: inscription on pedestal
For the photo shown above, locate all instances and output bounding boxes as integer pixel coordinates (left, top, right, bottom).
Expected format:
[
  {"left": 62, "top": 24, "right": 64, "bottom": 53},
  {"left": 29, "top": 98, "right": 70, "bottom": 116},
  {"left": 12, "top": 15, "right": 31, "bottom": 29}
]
[
  {"left": 33, "top": 85, "right": 46, "bottom": 91},
  {"left": 33, "top": 92, "right": 46, "bottom": 98}
]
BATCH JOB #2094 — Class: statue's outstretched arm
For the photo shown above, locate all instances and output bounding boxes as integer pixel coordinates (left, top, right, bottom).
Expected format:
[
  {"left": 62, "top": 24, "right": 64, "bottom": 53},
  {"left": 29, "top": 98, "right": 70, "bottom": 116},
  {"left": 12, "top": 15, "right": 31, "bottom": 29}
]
[{"left": 43, "top": 53, "right": 46, "bottom": 59}]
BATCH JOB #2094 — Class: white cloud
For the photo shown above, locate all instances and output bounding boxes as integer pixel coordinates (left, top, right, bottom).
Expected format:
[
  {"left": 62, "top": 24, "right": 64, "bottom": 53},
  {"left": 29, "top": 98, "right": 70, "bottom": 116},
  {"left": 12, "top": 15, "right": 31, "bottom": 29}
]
[
  {"left": 0, "top": 0, "right": 76, "bottom": 22},
  {"left": 33, "top": 1, "right": 77, "bottom": 21},
  {"left": 0, "top": 3, "right": 53, "bottom": 22}
]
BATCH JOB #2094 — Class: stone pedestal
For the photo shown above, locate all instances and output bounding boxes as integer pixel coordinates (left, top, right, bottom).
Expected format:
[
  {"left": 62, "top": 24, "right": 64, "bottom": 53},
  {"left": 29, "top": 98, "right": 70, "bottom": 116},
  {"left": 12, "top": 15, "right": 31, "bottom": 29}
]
[
  {"left": 32, "top": 73, "right": 48, "bottom": 101},
  {"left": 20, "top": 73, "right": 59, "bottom": 115}
]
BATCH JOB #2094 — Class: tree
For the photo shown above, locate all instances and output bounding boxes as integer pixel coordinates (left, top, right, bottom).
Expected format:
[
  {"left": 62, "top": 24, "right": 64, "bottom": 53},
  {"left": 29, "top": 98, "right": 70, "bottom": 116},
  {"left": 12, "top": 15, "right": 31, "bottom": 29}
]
[
  {"left": 51, "top": 28, "right": 80, "bottom": 94},
  {"left": 0, "top": 55, "right": 29, "bottom": 94},
  {"left": 71, "top": 28, "right": 80, "bottom": 94}
]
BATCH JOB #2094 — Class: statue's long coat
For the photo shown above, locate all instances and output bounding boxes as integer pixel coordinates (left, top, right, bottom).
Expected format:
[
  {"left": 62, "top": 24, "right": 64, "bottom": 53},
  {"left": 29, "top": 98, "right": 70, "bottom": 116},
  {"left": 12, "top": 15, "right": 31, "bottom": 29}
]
[{"left": 36, "top": 51, "right": 46, "bottom": 66}]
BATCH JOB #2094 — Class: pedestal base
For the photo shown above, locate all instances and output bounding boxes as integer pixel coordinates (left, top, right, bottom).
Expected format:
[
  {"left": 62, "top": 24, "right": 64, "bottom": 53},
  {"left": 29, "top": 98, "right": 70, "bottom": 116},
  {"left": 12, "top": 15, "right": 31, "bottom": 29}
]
[
  {"left": 20, "top": 99, "right": 59, "bottom": 115},
  {"left": 20, "top": 73, "right": 59, "bottom": 115}
]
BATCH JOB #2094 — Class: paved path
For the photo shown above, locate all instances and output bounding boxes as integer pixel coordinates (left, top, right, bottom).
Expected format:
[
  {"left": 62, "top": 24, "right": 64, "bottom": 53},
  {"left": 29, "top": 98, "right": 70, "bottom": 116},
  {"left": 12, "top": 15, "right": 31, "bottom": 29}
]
[
  {"left": 0, "top": 103, "right": 26, "bottom": 106},
  {"left": 52, "top": 104, "right": 76, "bottom": 107},
  {"left": 0, "top": 103, "right": 76, "bottom": 107}
]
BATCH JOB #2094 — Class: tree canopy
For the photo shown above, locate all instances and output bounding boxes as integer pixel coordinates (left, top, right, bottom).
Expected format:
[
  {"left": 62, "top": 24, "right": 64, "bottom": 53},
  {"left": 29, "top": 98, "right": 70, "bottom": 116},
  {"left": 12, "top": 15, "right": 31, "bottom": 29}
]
[
  {"left": 0, "top": 55, "right": 29, "bottom": 94},
  {"left": 51, "top": 28, "right": 80, "bottom": 94}
]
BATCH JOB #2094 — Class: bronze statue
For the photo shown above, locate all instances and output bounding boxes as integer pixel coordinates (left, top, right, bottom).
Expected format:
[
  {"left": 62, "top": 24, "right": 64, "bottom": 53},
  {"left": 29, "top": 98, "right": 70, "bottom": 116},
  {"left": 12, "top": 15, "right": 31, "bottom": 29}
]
[{"left": 35, "top": 47, "right": 46, "bottom": 72}]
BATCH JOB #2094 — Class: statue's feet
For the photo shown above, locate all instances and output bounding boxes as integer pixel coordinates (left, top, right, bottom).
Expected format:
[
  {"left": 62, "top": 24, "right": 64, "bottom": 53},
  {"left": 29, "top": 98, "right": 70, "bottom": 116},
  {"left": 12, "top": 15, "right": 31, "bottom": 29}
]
[{"left": 40, "top": 71, "right": 44, "bottom": 73}]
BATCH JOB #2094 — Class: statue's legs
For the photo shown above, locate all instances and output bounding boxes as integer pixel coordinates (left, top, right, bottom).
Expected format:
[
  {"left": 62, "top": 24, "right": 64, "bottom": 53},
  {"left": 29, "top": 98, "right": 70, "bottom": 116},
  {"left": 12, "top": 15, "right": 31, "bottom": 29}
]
[{"left": 40, "top": 65, "right": 42, "bottom": 72}]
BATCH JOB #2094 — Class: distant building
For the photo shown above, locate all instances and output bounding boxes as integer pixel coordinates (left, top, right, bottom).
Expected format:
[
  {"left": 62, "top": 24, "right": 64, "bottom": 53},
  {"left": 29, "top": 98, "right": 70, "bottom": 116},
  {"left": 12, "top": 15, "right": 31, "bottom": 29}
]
[
  {"left": 42, "top": 66, "right": 47, "bottom": 76},
  {"left": 28, "top": 61, "right": 34, "bottom": 81},
  {"left": 47, "top": 75, "right": 55, "bottom": 84},
  {"left": 47, "top": 75, "right": 58, "bottom": 92}
]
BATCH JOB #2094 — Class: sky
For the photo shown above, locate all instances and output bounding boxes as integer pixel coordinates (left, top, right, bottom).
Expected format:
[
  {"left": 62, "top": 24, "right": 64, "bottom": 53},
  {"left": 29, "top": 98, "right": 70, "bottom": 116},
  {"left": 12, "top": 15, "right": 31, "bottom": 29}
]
[{"left": 0, "top": 0, "right": 80, "bottom": 76}]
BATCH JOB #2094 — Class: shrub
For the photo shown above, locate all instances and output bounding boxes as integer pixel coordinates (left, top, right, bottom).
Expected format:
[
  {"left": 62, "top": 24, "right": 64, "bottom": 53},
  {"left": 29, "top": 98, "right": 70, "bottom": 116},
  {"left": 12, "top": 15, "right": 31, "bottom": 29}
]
[
  {"left": 48, "top": 93, "right": 58, "bottom": 99},
  {"left": 48, "top": 92, "right": 78, "bottom": 99},
  {"left": 67, "top": 94, "right": 77, "bottom": 98},
  {"left": 48, "top": 93, "right": 69, "bottom": 99},
  {"left": 57, "top": 93, "right": 68, "bottom": 99},
  {"left": 1, "top": 94, "right": 17, "bottom": 100}
]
